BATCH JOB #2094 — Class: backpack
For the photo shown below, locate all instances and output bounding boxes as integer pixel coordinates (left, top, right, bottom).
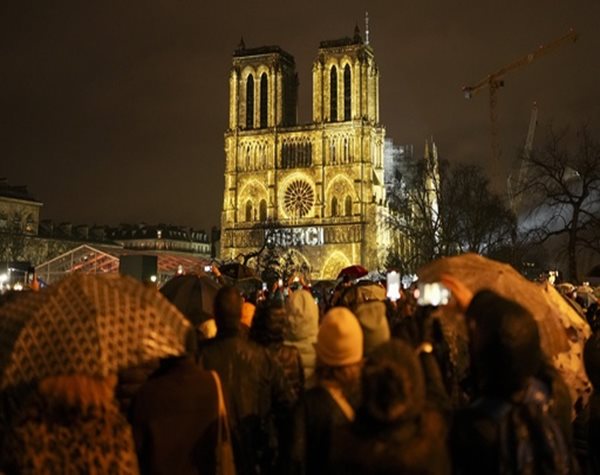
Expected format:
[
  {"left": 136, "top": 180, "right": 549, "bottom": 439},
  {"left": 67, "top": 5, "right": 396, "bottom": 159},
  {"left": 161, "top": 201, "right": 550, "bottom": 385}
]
[{"left": 483, "top": 379, "right": 574, "bottom": 475}]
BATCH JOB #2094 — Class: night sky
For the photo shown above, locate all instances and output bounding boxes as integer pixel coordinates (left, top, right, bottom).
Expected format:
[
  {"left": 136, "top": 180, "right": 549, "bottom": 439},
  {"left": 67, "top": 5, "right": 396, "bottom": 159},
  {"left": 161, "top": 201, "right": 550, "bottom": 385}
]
[{"left": 2, "top": 1, "right": 599, "bottom": 232}]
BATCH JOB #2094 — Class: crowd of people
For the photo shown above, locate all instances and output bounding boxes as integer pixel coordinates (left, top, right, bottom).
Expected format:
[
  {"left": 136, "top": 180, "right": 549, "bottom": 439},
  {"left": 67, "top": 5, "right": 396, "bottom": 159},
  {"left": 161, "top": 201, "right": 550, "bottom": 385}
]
[{"left": 1, "top": 267, "right": 600, "bottom": 475}]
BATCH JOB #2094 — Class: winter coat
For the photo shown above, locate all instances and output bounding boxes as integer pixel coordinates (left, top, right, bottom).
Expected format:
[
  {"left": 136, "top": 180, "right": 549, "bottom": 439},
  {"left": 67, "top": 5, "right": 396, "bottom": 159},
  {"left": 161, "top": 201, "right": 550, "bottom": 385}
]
[
  {"left": 330, "top": 409, "right": 450, "bottom": 475},
  {"left": 451, "top": 377, "right": 575, "bottom": 475},
  {"left": 290, "top": 385, "right": 357, "bottom": 475},
  {"left": 199, "top": 332, "right": 295, "bottom": 475},
  {"left": 1, "top": 391, "right": 139, "bottom": 475},
  {"left": 130, "top": 356, "right": 219, "bottom": 475},
  {"left": 266, "top": 344, "right": 304, "bottom": 403},
  {"left": 285, "top": 290, "right": 319, "bottom": 386},
  {"left": 116, "top": 359, "right": 159, "bottom": 416}
]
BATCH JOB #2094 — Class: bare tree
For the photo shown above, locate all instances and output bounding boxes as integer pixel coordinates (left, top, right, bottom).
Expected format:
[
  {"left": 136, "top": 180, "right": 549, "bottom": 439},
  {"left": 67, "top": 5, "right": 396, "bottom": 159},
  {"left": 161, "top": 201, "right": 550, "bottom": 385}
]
[
  {"left": 516, "top": 125, "right": 600, "bottom": 281},
  {"left": 386, "top": 159, "right": 516, "bottom": 273}
]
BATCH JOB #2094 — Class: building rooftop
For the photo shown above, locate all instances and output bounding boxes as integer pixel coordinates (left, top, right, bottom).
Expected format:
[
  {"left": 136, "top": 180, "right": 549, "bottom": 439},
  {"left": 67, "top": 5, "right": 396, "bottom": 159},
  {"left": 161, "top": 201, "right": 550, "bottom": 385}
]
[
  {"left": 0, "top": 178, "right": 41, "bottom": 203},
  {"left": 233, "top": 41, "right": 295, "bottom": 64},
  {"left": 319, "top": 25, "right": 364, "bottom": 49}
]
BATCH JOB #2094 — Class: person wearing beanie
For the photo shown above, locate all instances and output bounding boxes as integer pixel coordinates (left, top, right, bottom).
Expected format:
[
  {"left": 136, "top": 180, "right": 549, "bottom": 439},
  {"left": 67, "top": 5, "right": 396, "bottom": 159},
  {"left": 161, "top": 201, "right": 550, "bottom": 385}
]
[
  {"left": 330, "top": 340, "right": 450, "bottom": 475},
  {"left": 354, "top": 301, "right": 390, "bottom": 356},
  {"left": 199, "top": 286, "right": 295, "bottom": 475},
  {"left": 291, "top": 307, "right": 363, "bottom": 475},
  {"left": 285, "top": 289, "right": 320, "bottom": 387}
]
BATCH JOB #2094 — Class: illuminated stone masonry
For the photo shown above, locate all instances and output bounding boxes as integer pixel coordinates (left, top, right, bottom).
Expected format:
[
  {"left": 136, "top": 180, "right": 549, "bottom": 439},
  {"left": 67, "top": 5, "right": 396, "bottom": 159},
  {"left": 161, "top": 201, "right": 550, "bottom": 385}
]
[{"left": 220, "top": 29, "right": 391, "bottom": 279}]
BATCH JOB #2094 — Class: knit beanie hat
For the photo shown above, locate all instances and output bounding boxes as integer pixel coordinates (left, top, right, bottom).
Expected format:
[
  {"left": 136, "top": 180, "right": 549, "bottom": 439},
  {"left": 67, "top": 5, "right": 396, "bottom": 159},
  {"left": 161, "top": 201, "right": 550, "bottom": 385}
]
[
  {"left": 314, "top": 307, "right": 363, "bottom": 367},
  {"left": 355, "top": 301, "right": 390, "bottom": 356},
  {"left": 241, "top": 302, "right": 256, "bottom": 328}
]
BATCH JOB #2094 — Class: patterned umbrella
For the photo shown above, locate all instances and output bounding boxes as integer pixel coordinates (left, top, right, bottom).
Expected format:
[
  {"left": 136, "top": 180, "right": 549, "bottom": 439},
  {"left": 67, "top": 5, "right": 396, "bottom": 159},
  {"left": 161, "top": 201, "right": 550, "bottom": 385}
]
[{"left": 0, "top": 273, "right": 190, "bottom": 389}]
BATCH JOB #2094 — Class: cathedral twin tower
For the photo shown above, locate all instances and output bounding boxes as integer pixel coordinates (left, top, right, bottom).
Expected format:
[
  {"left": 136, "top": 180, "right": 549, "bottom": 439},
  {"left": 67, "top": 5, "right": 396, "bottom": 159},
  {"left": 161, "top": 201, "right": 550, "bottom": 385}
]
[{"left": 220, "top": 27, "right": 389, "bottom": 279}]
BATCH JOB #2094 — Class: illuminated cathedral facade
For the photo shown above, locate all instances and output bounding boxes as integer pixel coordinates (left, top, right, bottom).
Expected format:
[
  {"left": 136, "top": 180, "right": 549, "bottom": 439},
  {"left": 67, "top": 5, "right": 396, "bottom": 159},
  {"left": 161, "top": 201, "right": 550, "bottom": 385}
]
[{"left": 220, "top": 27, "right": 390, "bottom": 279}]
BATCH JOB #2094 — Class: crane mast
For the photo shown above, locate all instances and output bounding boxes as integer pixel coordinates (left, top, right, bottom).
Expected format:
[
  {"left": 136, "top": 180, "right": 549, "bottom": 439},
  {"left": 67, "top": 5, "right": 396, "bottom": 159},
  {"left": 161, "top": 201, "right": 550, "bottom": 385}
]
[{"left": 463, "top": 29, "right": 577, "bottom": 165}]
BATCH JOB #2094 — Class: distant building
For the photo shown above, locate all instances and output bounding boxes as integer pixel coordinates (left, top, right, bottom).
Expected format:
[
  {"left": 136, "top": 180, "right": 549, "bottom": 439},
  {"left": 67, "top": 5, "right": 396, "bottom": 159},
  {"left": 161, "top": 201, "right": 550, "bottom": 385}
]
[
  {"left": 0, "top": 179, "right": 212, "bottom": 271},
  {"left": 220, "top": 27, "right": 391, "bottom": 278},
  {"left": 107, "top": 224, "right": 210, "bottom": 255},
  {"left": 0, "top": 178, "right": 43, "bottom": 235}
]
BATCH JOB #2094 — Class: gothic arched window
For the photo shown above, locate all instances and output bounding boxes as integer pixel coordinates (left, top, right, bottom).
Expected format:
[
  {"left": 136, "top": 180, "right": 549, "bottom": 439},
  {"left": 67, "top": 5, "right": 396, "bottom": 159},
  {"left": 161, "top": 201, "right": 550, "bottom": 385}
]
[
  {"left": 345, "top": 195, "right": 352, "bottom": 216},
  {"left": 330, "top": 139, "right": 336, "bottom": 164},
  {"left": 260, "top": 73, "right": 268, "bottom": 128},
  {"left": 245, "top": 200, "right": 253, "bottom": 221},
  {"left": 330, "top": 66, "right": 338, "bottom": 122},
  {"left": 246, "top": 74, "right": 254, "bottom": 129},
  {"left": 344, "top": 64, "right": 351, "bottom": 121},
  {"left": 331, "top": 196, "right": 338, "bottom": 217},
  {"left": 259, "top": 199, "right": 267, "bottom": 221}
]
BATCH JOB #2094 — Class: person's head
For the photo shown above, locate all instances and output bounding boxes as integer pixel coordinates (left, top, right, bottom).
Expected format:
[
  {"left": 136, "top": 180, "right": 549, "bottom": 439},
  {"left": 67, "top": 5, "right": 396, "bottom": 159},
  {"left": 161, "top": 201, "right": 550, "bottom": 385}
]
[
  {"left": 357, "top": 340, "right": 425, "bottom": 428},
  {"left": 241, "top": 301, "right": 256, "bottom": 328},
  {"left": 213, "top": 286, "right": 243, "bottom": 336},
  {"left": 250, "top": 301, "right": 287, "bottom": 346},
  {"left": 314, "top": 307, "right": 363, "bottom": 387},
  {"left": 286, "top": 288, "right": 319, "bottom": 341},
  {"left": 354, "top": 301, "right": 391, "bottom": 356},
  {"left": 466, "top": 290, "right": 542, "bottom": 397}
]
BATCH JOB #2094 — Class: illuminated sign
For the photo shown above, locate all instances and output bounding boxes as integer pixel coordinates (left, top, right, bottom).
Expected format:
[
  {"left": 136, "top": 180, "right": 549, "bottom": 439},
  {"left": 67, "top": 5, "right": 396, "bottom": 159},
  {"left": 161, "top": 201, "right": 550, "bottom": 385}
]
[{"left": 267, "top": 226, "right": 324, "bottom": 247}]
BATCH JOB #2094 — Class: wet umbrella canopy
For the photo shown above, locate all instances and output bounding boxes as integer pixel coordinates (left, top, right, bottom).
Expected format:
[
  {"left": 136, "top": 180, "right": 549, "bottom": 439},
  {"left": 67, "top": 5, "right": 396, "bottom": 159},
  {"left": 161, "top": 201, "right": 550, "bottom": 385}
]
[
  {"left": 337, "top": 265, "right": 369, "bottom": 281},
  {"left": 419, "top": 253, "right": 592, "bottom": 406},
  {"left": 160, "top": 273, "right": 221, "bottom": 325},
  {"left": 0, "top": 274, "right": 190, "bottom": 389}
]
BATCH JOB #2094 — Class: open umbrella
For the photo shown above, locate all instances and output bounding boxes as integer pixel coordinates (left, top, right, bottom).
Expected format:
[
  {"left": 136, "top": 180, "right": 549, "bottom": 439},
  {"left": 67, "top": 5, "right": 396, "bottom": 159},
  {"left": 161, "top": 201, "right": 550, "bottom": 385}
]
[
  {"left": 418, "top": 253, "right": 570, "bottom": 356},
  {"left": 418, "top": 253, "right": 592, "bottom": 406},
  {"left": 160, "top": 274, "right": 221, "bottom": 325},
  {"left": 0, "top": 273, "right": 190, "bottom": 389},
  {"left": 219, "top": 262, "right": 256, "bottom": 280},
  {"left": 337, "top": 265, "right": 369, "bottom": 281}
]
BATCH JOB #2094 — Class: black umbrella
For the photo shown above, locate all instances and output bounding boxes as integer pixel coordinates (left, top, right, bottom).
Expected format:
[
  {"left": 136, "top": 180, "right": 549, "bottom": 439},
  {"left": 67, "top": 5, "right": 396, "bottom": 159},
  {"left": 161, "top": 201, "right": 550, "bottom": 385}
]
[
  {"left": 160, "top": 274, "right": 221, "bottom": 325},
  {"left": 219, "top": 262, "right": 256, "bottom": 280}
]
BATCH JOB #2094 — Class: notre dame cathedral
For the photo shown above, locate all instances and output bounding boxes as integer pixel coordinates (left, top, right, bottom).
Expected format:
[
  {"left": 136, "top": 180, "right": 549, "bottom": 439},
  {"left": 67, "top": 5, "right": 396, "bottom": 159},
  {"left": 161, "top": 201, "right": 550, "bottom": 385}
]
[{"left": 220, "top": 26, "right": 392, "bottom": 279}]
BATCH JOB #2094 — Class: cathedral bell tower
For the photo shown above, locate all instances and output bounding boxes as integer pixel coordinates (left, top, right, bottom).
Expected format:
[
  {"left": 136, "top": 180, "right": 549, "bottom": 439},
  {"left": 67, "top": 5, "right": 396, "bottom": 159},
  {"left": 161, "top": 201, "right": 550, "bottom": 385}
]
[
  {"left": 312, "top": 26, "right": 380, "bottom": 124},
  {"left": 228, "top": 40, "right": 298, "bottom": 130}
]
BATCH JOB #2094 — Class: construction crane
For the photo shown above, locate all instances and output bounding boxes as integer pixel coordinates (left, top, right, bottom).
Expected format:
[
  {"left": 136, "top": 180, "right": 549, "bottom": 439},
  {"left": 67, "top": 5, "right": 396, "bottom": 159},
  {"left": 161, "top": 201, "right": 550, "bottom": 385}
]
[
  {"left": 463, "top": 29, "right": 577, "bottom": 164},
  {"left": 507, "top": 101, "right": 538, "bottom": 212}
]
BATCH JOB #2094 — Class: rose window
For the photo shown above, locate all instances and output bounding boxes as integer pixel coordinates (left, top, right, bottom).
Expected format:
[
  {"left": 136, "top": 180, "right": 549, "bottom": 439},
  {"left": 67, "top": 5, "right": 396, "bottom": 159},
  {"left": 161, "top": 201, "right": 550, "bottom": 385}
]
[{"left": 284, "top": 180, "right": 314, "bottom": 217}]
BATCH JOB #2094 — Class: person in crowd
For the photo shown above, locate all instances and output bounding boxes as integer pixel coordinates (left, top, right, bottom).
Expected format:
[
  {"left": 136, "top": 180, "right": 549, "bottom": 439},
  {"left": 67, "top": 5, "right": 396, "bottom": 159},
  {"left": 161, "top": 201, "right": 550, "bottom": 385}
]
[
  {"left": 285, "top": 289, "right": 319, "bottom": 387},
  {"left": 354, "top": 300, "right": 390, "bottom": 356},
  {"left": 251, "top": 301, "right": 305, "bottom": 473},
  {"left": 584, "top": 332, "right": 600, "bottom": 473},
  {"left": 199, "top": 286, "right": 294, "bottom": 475},
  {"left": 1, "top": 374, "right": 139, "bottom": 474},
  {"left": 129, "top": 327, "right": 222, "bottom": 475},
  {"left": 330, "top": 339, "right": 450, "bottom": 475},
  {"left": 251, "top": 301, "right": 305, "bottom": 402},
  {"left": 291, "top": 306, "right": 363, "bottom": 475},
  {"left": 240, "top": 301, "right": 255, "bottom": 339},
  {"left": 449, "top": 285, "right": 576, "bottom": 475}
]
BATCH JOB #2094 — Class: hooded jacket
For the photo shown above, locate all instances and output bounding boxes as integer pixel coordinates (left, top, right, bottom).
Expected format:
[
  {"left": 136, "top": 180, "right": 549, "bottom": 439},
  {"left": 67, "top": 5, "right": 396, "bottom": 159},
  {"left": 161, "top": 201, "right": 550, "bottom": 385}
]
[{"left": 285, "top": 290, "right": 319, "bottom": 386}]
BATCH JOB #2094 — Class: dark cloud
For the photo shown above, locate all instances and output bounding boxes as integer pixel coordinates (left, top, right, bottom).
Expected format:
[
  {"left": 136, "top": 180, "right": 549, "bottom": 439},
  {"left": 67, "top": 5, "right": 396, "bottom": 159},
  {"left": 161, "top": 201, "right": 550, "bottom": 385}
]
[{"left": 2, "top": 0, "right": 599, "bottom": 230}]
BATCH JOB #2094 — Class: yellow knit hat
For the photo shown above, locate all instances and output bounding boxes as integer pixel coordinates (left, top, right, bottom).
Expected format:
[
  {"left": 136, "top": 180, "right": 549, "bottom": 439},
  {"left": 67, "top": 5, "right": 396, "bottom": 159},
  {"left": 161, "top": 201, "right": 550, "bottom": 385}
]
[{"left": 314, "top": 307, "right": 363, "bottom": 366}]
